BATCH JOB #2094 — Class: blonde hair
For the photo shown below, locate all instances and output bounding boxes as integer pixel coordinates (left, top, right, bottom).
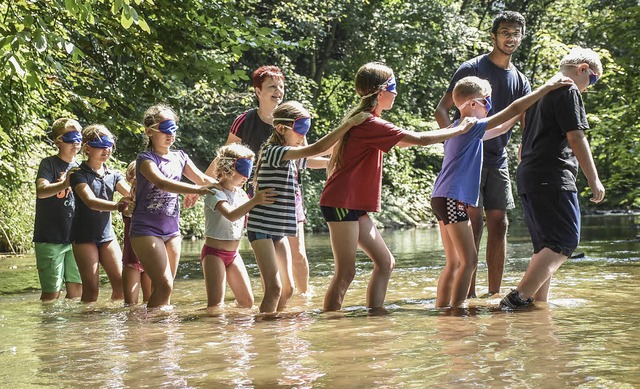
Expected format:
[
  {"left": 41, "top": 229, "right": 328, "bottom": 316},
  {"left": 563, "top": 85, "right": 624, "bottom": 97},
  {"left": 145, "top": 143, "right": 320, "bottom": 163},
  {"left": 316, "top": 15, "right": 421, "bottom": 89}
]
[
  {"left": 560, "top": 47, "right": 603, "bottom": 75},
  {"left": 51, "top": 118, "right": 81, "bottom": 139},
  {"left": 452, "top": 76, "right": 492, "bottom": 103},
  {"left": 328, "top": 62, "right": 393, "bottom": 175},
  {"left": 253, "top": 101, "right": 309, "bottom": 188},
  {"left": 213, "top": 143, "right": 255, "bottom": 180},
  {"left": 82, "top": 124, "right": 115, "bottom": 152}
]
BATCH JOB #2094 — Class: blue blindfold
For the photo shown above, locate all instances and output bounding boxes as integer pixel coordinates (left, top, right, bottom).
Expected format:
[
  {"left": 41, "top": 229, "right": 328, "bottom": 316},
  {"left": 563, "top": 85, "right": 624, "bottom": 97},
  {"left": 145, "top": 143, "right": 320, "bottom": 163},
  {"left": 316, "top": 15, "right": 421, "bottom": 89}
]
[
  {"left": 235, "top": 158, "right": 253, "bottom": 178},
  {"left": 156, "top": 119, "right": 178, "bottom": 135},
  {"left": 60, "top": 131, "right": 82, "bottom": 144},
  {"left": 384, "top": 75, "right": 397, "bottom": 95},
  {"left": 278, "top": 117, "right": 311, "bottom": 136},
  {"left": 87, "top": 135, "right": 114, "bottom": 149}
]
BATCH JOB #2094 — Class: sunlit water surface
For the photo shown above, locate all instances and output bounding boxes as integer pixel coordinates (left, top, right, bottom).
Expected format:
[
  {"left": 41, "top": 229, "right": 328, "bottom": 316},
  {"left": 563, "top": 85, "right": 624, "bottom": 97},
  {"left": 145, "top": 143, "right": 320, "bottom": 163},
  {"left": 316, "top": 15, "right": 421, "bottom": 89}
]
[{"left": 1, "top": 214, "right": 639, "bottom": 387}]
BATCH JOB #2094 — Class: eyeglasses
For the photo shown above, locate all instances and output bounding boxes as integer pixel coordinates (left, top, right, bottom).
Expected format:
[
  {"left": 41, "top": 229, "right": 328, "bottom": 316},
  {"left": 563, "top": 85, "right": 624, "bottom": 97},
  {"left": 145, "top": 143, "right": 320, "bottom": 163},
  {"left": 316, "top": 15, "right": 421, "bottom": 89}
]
[
  {"left": 497, "top": 31, "right": 523, "bottom": 40},
  {"left": 459, "top": 96, "right": 493, "bottom": 113}
]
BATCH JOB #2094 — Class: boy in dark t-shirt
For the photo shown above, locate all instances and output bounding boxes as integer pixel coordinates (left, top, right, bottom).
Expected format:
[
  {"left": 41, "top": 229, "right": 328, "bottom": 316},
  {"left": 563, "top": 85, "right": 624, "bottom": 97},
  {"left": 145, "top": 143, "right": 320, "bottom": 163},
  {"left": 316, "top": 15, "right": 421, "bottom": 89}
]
[
  {"left": 33, "top": 118, "right": 83, "bottom": 301},
  {"left": 500, "top": 48, "right": 605, "bottom": 309}
]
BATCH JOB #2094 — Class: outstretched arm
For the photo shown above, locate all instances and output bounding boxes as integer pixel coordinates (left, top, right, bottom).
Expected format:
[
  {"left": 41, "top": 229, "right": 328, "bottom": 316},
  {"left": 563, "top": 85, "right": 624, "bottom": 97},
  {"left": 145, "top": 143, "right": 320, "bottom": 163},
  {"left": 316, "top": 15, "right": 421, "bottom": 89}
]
[
  {"left": 396, "top": 116, "right": 477, "bottom": 148},
  {"left": 139, "top": 159, "right": 214, "bottom": 196},
  {"left": 566, "top": 130, "right": 605, "bottom": 203},
  {"left": 486, "top": 74, "right": 573, "bottom": 130},
  {"left": 282, "top": 112, "right": 371, "bottom": 161},
  {"left": 214, "top": 188, "right": 276, "bottom": 222}
]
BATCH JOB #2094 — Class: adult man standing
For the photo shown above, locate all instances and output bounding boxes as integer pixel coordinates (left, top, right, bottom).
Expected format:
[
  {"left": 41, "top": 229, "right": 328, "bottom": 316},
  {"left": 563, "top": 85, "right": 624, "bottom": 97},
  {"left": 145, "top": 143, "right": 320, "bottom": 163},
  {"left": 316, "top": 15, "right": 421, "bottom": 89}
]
[{"left": 434, "top": 11, "right": 531, "bottom": 297}]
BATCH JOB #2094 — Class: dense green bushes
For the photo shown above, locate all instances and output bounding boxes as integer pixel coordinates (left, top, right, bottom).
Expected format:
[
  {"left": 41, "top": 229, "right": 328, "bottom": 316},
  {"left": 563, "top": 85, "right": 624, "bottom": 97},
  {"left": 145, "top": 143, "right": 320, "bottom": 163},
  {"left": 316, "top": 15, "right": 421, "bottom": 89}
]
[{"left": 2, "top": 0, "right": 639, "bottom": 253}]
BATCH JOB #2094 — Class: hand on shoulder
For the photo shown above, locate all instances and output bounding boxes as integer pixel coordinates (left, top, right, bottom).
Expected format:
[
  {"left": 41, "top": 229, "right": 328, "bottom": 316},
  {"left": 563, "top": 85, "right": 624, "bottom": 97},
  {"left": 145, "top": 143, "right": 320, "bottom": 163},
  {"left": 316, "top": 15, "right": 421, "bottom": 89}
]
[{"left": 544, "top": 73, "right": 574, "bottom": 90}]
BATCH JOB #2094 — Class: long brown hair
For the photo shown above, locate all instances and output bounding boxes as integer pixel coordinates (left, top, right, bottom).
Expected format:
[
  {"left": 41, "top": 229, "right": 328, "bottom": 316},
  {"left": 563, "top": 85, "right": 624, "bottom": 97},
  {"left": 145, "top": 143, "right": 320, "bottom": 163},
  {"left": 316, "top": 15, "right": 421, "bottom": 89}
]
[
  {"left": 327, "top": 62, "right": 393, "bottom": 176},
  {"left": 252, "top": 101, "right": 309, "bottom": 188}
]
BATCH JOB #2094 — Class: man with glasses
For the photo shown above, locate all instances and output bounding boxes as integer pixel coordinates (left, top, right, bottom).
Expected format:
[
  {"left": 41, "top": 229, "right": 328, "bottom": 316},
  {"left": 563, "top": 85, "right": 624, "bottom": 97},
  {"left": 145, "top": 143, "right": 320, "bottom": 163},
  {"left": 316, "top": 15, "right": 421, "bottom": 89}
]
[{"left": 435, "top": 11, "right": 531, "bottom": 298}]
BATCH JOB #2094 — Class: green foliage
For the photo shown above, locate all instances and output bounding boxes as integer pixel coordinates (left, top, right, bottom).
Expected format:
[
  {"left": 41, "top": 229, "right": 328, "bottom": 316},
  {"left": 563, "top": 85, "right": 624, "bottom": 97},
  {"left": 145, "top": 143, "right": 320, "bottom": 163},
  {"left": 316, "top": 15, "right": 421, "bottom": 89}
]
[{"left": 1, "top": 0, "right": 638, "bottom": 252}]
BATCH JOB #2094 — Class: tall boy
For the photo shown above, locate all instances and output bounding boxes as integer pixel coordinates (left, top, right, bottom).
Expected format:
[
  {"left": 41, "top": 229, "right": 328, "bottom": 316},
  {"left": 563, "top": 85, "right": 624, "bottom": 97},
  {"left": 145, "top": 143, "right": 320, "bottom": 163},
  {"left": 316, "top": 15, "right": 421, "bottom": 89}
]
[
  {"left": 500, "top": 48, "right": 605, "bottom": 309},
  {"left": 33, "top": 118, "right": 83, "bottom": 301},
  {"left": 435, "top": 11, "right": 530, "bottom": 297}
]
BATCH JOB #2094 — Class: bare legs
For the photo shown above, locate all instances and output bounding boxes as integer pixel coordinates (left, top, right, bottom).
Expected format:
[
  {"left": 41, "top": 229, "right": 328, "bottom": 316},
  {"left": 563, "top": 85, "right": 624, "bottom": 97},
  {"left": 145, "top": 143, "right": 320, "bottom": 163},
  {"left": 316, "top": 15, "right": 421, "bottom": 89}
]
[
  {"left": 252, "top": 238, "right": 293, "bottom": 313},
  {"left": 122, "top": 267, "right": 152, "bottom": 305},
  {"left": 288, "top": 222, "right": 310, "bottom": 294},
  {"left": 516, "top": 248, "right": 568, "bottom": 301},
  {"left": 72, "top": 240, "right": 123, "bottom": 302},
  {"left": 323, "top": 215, "right": 395, "bottom": 312},
  {"left": 203, "top": 254, "right": 254, "bottom": 308},
  {"left": 131, "top": 235, "right": 181, "bottom": 308},
  {"left": 435, "top": 220, "right": 478, "bottom": 308},
  {"left": 467, "top": 206, "right": 508, "bottom": 296}
]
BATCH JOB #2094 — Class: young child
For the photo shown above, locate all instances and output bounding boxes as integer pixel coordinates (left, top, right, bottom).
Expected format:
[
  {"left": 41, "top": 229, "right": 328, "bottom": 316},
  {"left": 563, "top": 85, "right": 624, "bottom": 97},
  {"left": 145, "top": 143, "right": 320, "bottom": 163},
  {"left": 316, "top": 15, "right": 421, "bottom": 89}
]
[
  {"left": 130, "top": 104, "right": 216, "bottom": 309},
  {"left": 70, "top": 124, "right": 131, "bottom": 302},
  {"left": 431, "top": 74, "right": 573, "bottom": 309},
  {"left": 121, "top": 161, "right": 152, "bottom": 305},
  {"left": 202, "top": 144, "right": 275, "bottom": 309},
  {"left": 247, "top": 101, "right": 368, "bottom": 313},
  {"left": 319, "top": 62, "right": 479, "bottom": 312},
  {"left": 500, "top": 48, "right": 605, "bottom": 309},
  {"left": 33, "top": 118, "right": 83, "bottom": 301}
]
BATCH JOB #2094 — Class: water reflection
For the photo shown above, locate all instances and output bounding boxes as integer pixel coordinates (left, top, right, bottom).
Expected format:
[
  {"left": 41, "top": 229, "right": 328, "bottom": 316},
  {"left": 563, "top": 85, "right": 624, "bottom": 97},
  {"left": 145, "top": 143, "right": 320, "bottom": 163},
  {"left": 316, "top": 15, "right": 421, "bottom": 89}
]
[{"left": 0, "top": 214, "right": 638, "bottom": 387}]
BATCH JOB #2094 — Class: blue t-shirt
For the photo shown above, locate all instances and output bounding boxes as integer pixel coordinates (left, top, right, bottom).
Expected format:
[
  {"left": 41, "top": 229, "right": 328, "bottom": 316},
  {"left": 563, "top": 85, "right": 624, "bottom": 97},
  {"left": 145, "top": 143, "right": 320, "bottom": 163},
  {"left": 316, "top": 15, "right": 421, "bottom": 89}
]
[
  {"left": 33, "top": 156, "right": 78, "bottom": 243},
  {"left": 431, "top": 119, "right": 488, "bottom": 206},
  {"left": 70, "top": 162, "right": 123, "bottom": 243},
  {"left": 447, "top": 54, "right": 531, "bottom": 168}
]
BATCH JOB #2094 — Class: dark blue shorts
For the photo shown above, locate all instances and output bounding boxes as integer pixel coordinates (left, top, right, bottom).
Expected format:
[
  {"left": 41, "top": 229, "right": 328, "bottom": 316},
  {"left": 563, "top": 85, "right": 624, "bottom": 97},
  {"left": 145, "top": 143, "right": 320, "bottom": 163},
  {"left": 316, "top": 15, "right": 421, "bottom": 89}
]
[
  {"left": 520, "top": 191, "right": 580, "bottom": 257},
  {"left": 320, "top": 206, "right": 367, "bottom": 222}
]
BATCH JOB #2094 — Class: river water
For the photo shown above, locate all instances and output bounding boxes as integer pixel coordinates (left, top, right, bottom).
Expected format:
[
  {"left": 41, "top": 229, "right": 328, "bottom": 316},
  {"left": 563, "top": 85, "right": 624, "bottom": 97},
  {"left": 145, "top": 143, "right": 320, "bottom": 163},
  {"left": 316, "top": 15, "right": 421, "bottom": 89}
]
[{"left": 1, "top": 214, "right": 638, "bottom": 387}]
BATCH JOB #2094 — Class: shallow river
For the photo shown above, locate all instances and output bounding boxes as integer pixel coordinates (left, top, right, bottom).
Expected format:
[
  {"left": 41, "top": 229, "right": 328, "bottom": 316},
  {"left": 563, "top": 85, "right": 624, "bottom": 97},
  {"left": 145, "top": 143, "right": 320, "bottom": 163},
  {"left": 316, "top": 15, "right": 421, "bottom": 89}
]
[{"left": 1, "top": 214, "right": 639, "bottom": 387}]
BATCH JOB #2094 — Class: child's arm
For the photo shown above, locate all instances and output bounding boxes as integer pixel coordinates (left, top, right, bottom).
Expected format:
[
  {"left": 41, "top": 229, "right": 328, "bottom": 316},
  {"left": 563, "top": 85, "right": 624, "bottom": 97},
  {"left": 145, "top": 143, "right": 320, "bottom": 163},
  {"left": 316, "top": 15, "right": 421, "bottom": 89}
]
[
  {"left": 36, "top": 168, "right": 78, "bottom": 199},
  {"left": 282, "top": 112, "right": 371, "bottom": 161},
  {"left": 486, "top": 74, "right": 573, "bottom": 130},
  {"left": 483, "top": 114, "right": 521, "bottom": 140},
  {"left": 567, "top": 130, "right": 605, "bottom": 203},
  {"left": 214, "top": 188, "right": 276, "bottom": 222},
  {"left": 73, "top": 183, "right": 131, "bottom": 212},
  {"left": 139, "top": 159, "right": 214, "bottom": 196},
  {"left": 183, "top": 158, "right": 217, "bottom": 186},
  {"left": 396, "top": 116, "right": 477, "bottom": 147},
  {"left": 307, "top": 156, "right": 330, "bottom": 169}
]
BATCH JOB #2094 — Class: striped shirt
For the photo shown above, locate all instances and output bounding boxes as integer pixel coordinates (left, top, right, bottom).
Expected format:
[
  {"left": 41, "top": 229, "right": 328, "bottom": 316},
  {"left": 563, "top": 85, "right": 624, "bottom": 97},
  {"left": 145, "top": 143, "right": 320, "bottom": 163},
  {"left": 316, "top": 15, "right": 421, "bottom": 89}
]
[{"left": 247, "top": 144, "right": 298, "bottom": 236}]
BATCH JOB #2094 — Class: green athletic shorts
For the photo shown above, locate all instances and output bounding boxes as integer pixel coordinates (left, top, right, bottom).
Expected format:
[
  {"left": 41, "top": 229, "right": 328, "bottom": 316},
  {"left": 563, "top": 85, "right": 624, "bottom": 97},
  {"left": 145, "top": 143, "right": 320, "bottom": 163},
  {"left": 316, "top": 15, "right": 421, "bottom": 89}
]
[{"left": 35, "top": 243, "right": 82, "bottom": 293}]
